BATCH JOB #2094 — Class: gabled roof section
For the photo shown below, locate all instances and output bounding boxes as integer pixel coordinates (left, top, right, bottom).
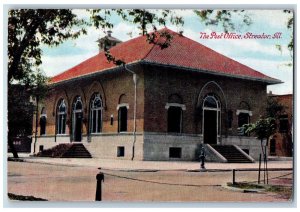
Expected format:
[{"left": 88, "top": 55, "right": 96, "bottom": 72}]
[{"left": 50, "top": 28, "right": 281, "bottom": 84}]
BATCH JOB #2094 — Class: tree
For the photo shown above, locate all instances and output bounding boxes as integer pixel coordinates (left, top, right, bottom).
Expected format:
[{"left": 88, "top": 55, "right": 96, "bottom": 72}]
[
  {"left": 8, "top": 9, "right": 90, "bottom": 84},
  {"left": 266, "top": 97, "right": 285, "bottom": 119},
  {"left": 8, "top": 85, "right": 34, "bottom": 157},
  {"left": 8, "top": 9, "right": 90, "bottom": 158},
  {"left": 267, "top": 96, "right": 293, "bottom": 157},
  {"left": 8, "top": 69, "right": 49, "bottom": 158},
  {"left": 244, "top": 117, "right": 277, "bottom": 184}
]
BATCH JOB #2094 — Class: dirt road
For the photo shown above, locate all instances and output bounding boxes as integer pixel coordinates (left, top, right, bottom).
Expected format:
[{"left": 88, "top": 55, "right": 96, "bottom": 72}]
[{"left": 7, "top": 161, "right": 293, "bottom": 202}]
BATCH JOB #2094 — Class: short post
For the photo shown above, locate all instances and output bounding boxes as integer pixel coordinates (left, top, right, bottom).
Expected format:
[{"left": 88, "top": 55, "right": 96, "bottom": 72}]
[
  {"left": 95, "top": 171, "right": 104, "bottom": 201},
  {"left": 200, "top": 146, "right": 206, "bottom": 170},
  {"left": 258, "top": 154, "right": 261, "bottom": 184},
  {"left": 232, "top": 169, "right": 236, "bottom": 185}
]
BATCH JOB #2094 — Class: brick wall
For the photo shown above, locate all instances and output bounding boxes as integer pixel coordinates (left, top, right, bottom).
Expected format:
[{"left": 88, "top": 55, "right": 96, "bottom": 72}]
[
  {"left": 35, "top": 64, "right": 145, "bottom": 138},
  {"left": 143, "top": 64, "right": 267, "bottom": 136}
]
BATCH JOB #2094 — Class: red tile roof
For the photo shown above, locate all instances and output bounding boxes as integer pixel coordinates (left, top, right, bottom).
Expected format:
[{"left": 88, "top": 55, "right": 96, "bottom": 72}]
[{"left": 51, "top": 28, "right": 280, "bottom": 84}]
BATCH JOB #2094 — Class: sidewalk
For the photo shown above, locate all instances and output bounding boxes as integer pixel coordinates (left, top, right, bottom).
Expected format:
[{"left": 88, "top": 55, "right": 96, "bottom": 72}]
[{"left": 7, "top": 154, "right": 293, "bottom": 171}]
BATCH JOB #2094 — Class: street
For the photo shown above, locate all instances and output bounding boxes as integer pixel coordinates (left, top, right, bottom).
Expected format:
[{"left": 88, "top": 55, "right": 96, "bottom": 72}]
[{"left": 7, "top": 160, "right": 293, "bottom": 202}]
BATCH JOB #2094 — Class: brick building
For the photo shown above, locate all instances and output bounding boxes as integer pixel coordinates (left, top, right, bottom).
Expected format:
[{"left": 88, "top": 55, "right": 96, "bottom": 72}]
[
  {"left": 31, "top": 28, "right": 281, "bottom": 161},
  {"left": 268, "top": 94, "right": 293, "bottom": 157}
]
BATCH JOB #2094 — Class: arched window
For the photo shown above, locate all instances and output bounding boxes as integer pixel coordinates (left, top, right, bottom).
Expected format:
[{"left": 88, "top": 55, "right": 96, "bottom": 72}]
[
  {"left": 57, "top": 99, "right": 67, "bottom": 134},
  {"left": 40, "top": 107, "right": 47, "bottom": 135},
  {"left": 90, "top": 93, "right": 103, "bottom": 133}
]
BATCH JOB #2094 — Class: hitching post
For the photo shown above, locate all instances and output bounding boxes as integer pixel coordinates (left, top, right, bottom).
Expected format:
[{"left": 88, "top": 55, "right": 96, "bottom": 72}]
[
  {"left": 232, "top": 169, "right": 236, "bottom": 185},
  {"left": 95, "top": 171, "right": 104, "bottom": 201}
]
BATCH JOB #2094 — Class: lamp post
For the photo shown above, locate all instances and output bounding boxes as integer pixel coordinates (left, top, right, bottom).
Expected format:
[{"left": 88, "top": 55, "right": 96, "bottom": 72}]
[{"left": 123, "top": 64, "right": 137, "bottom": 161}]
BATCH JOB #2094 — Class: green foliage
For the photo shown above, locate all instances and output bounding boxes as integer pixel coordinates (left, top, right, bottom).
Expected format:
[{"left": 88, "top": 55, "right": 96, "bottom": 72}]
[
  {"left": 266, "top": 97, "right": 285, "bottom": 119},
  {"left": 194, "top": 10, "right": 252, "bottom": 33},
  {"left": 8, "top": 9, "right": 88, "bottom": 83},
  {"left": 244, "top": 117, "right": 277, "bottom": 141},
  {"left": 8, "top": 85, "right": 34, "bottom": 139}
]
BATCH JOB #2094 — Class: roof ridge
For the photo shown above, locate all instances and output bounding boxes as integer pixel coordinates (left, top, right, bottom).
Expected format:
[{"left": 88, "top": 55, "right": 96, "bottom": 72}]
[{"left": 142, "top": 28, "right": 178, "bottom": 60}]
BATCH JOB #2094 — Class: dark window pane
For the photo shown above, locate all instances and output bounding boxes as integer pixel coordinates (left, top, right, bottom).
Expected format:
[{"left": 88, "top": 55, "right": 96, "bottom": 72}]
[
  {"left": 270, "top": 139, "right": 276, "bottom": 154},
  {"left": 169, "top": 147, "right": 182, "bottom": 158},
  {"left": 119, "top": 107, "right": 127, "bottom": 132},
  {"left": 97, "top": 111, "right": 102, "bottom": 132},
  {"left": 204, "top": 96, "right": 217, "bottom": 108},
  {"left": 117, "top": 146, "right": 125, "bottom": 157},
  {"left": 40, "top": 116, "right": 46, "bottom": 135},
  {"left": 93, "top": 98, "right": 102, "bottom": 108},
  {"left": 238, "top": 113, "right": 249, "bottom": 136},
  {"left": 168, "top": 106, "right": 182, "bottom": 133},
  {"left": 92, "top": 110, "right": 97, "bottom": 133},
  {"left": 279, "top": 115, "right": 288, "bottom": 133},
  {"left": 62, "top": 114, "right": 66, "bottom": 134}
]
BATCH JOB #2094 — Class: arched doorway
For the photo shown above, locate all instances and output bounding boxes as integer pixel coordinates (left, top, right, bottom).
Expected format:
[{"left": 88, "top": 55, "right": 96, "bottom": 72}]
[
  {"left": 72, "top": 96, "right": 83, "bottom": 141},
  {"left": 203, "top": 95, "right": 220, "bottom": 144}
]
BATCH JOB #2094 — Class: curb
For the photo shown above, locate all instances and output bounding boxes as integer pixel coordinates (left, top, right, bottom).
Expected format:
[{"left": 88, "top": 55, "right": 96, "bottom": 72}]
[{"left": 222, "top": 184, "right": 265, "bottom": 193}]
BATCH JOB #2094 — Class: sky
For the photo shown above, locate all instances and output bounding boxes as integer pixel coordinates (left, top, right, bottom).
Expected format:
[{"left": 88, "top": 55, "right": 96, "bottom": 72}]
[{"left": 40, "top": 9, "right": 293, "bottom": 95}]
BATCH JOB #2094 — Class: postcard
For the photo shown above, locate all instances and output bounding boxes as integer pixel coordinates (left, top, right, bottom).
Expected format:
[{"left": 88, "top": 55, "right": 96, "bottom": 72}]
[{"left": 6, "top": 7, "right": 294, "bottom": 204}]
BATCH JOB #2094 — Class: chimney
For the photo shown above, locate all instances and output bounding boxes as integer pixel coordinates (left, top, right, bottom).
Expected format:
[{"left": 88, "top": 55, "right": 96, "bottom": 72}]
[{"left": 97, "top": 31, "right": 122, "bottom": 52}]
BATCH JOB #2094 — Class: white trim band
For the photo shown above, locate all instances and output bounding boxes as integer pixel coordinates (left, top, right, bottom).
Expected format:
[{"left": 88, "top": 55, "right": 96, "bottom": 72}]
[
  {"left": 165, "top": 103, "right": 186, "bottom": 110},
  {"left": 117, "top": 103, "right": 129, "bottom": 110},
  {"left": 236, "top": 109, "right": 253, "bottom": 116}
]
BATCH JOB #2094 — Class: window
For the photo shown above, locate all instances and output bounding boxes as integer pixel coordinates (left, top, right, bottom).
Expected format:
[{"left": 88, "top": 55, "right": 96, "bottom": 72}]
[
  {"left": 279, "top": 115, "right": 289, "bottom": 133},
  {"left": 90, "top": 94, "right": 103, "bottom": 133},
  {"left": 237, "top": 102, "right": 251, "bottom": 136},
  {"left": 166, "top": 94, "right": 184, "bottom": 133},
  {"left": 270, "top": 139, "right": 276, "bottom": 154},
  {"left": 169, "top": 147, "right": 182, "bottom": 158},
  {"left": 117, "top": 146, "right": 125, "bottom": 157},
  {"left": 40, "top": 107, "right": 47, "bottom": 135},
  {"left": 57, "top": 99, "right": 67, "bottom": 134},
  {"left": 168, "top": 106, "right": 182, "bottom": 133},
  {"left": 238, "top": 113, "right": 250, "bottom": 136},
  {"left": 72, "top": 96, "right": 83, "bottom": 141},
  {"left": 118, "top": 106, "right": 128, "bottom": 132}
]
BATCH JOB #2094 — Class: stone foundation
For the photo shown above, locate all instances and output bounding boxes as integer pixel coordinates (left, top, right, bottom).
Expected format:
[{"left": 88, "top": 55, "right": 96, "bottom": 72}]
[{"left": 32, "top": 133, "right": 262, "bottom": 161}]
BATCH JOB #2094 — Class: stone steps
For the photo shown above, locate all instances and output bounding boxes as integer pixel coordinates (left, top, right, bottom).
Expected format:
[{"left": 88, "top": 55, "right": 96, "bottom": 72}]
[
  {"left": 62, "top": 143, "right": 92, "bottom": 158},
  {"left": 211, "top": 145, "right": 252, "bottom": 163},
  {"left": 37, "top": 143, "right": 92, "bottom": 158}
]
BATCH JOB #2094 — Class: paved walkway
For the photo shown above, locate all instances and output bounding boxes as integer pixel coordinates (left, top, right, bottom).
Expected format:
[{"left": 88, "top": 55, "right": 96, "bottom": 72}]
[{"left": 8, "top": 153, "right": 293, "bottom": 171}]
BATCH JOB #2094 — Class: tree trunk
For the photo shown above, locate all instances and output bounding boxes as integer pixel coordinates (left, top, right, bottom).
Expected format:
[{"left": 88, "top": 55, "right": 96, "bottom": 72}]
[
  {"left": 261, "top": 139, "right": 266, "bottom": 184},
  {"left": 265, "top": 138, "right": 269, "bottom": 184}
]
